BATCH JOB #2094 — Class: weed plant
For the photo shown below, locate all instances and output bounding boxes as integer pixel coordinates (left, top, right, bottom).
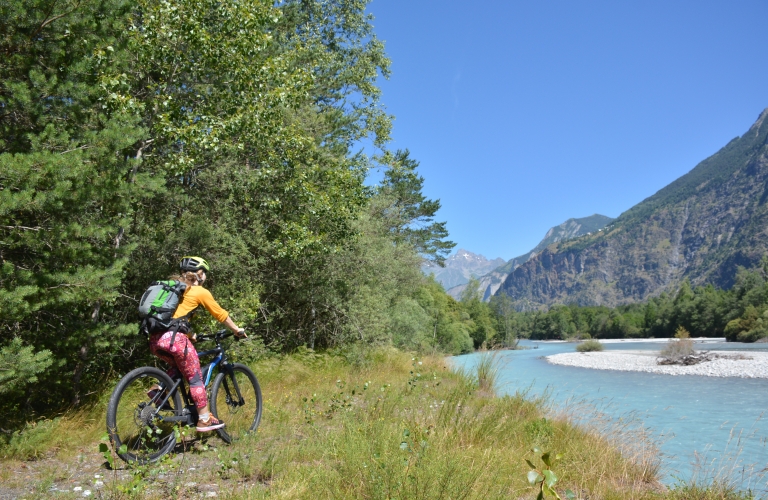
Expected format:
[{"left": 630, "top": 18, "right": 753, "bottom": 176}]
[
  {"left": 0, "top": 346, "right": 757, "bottom": 499},
  {"left": 659, "top": 326, "right": 696, "bottom": 362},
  {"left": 575, "top": 339, "right": 604, "bottom": 352}
]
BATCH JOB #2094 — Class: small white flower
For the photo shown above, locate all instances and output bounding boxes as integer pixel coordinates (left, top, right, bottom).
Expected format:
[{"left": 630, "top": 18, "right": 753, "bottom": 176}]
[
  {"left": 206, "top": 492, "right": 218, "bottom": 497},
  {"left": 94, "top": 481, "right": 104, "bottom": 487},
  {"left": 94, "top": 474, "right": 101, "bottom": 479},
  {"left": 74, "top": 486, "right": 83, "bottom": 492},
  {"left": 83, "top": 490, "right": 92, "bottom": 497}
]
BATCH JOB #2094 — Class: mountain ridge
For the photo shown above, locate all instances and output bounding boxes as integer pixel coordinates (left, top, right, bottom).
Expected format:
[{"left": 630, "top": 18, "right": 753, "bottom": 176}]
[
  {"left": 422, "top": 249, "right": 505, "bottom": 290},
  {"left": 498, "top": 108, "right": 768, "bottom": 308},
  {"left": 447, "top": 214, "right": 614, "bottom": 300}
]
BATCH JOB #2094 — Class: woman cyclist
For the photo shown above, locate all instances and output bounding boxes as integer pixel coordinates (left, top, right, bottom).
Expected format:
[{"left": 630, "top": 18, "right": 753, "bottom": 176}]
[{"left": 149, "top": 256, "right": 246, "bottom": 432}]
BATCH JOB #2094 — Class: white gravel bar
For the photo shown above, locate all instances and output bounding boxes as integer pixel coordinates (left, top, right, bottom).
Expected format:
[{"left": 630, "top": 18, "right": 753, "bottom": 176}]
[{"left": 546, "top": 350, "right": 768, "bottom": 378}]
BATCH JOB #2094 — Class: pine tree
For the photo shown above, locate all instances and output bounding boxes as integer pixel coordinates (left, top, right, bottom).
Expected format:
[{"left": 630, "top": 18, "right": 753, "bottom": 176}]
[
  {"left": 0, "top": 0, "right": 161, "bottom": 407},
  {"left": 377, "top": 149, "right": 455, "bottom": 265}
]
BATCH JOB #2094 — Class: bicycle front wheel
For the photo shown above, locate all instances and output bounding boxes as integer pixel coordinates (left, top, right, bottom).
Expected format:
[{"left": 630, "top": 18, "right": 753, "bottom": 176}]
[
  {"left": 106, "top": 366, "right": 183, "bottom": 464},
  {"left": 210, "top": 363, "right": 262, "bottom": 444}
]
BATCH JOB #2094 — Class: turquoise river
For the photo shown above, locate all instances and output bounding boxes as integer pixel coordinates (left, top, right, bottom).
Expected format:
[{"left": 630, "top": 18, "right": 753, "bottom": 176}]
[{"left": 452, "top": 340, "right": 768, "bottom": 494}]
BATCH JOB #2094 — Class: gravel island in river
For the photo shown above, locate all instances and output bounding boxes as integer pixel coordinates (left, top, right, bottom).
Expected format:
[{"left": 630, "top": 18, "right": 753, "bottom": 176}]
[{"left": 546, "top": 350, "right": 768, "bottom": 378}]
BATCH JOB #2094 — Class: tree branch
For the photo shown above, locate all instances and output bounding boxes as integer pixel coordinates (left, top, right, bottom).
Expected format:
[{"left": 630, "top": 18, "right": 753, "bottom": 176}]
[
  {"left": 30, "top": 0, "right": 83, "bottom": 40},
  {"left": 1, "top": 225, "right": 41, "bottom": 232},
  {"left": 130, "top": 139, "right": 153, "bottom": 183}
]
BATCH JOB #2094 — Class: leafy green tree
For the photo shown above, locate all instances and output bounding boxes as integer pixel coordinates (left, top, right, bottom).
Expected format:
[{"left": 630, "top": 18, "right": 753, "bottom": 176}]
[
  {"left": 414, "top": 279, "right": 473, "bottom": 354},
  {"left": 275, "top": 0, "right": 393, "bottom": 151},
  {"left": 114, "top": 0, "right": 395, "bottom": 352},
  {"left": 460, "top": 279, "right": 497, "bottom": 348},
  {"left": 490, "top": 292, "right": 519, "bottom": 347}
]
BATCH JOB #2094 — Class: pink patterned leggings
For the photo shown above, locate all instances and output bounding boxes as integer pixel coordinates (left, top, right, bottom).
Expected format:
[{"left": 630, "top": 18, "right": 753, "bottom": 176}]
[{"left": 149, "top": 331, "right": 207, "bottom": 409}]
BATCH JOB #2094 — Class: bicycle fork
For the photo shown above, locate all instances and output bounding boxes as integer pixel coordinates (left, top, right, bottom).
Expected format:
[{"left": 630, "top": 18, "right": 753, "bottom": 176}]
[{"left": 219, "top": 363, "right": 246, "bottom": 407}]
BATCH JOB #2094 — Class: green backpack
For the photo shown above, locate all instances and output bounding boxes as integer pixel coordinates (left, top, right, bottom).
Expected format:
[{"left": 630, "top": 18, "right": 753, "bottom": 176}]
[{"left": 138, "top": 280, "right": 187, "bottom": 335}]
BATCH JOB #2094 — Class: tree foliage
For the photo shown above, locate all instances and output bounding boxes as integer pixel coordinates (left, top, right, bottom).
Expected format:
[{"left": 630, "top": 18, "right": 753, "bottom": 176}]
[
  {"left": 0, "top": 0, "right": 463, "bottom": 419},
  {"left": 0, "top": 0, "right": 161, "bottom": 406}
]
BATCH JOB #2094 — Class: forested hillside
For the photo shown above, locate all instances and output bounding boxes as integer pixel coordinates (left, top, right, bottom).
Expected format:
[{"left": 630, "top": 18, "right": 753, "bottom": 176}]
[
  {"left": 497, "top": 260, "right": 768, "bottom": 341},
  {"left": 499, "top": 109, "right": 768, "bottom": 308},
  {"left": 0, "top": 0, "right": 482, "bottom": 418}
]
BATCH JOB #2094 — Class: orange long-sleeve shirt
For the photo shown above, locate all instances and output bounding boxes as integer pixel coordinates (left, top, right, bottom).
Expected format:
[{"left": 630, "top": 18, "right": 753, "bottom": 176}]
[{"left": 173, "top": 286, "right": 229, "bottom": 322}]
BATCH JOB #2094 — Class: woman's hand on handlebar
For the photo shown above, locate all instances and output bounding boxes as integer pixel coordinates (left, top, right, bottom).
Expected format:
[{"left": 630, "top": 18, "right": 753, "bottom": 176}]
[{"left": 223, "top": 316, "right": 246, "bottom": 338}]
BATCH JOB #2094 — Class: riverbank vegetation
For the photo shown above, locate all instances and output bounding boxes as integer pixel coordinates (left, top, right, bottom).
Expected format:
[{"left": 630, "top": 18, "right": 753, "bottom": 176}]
[{"left": 0, "top": 349, "right": 752, "bottom": 499}]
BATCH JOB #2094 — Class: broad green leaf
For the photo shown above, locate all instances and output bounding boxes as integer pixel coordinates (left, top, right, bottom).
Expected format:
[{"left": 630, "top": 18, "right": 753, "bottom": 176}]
[
  {"left": 543, "top": 469, "right": 558, "bottom": 488},
  {"left": 527, "top": 470, "right": 543, "bottom": 485}
]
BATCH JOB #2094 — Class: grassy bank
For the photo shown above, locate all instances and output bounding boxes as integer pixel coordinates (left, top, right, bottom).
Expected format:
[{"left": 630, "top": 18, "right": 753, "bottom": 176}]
[{"left": 0, "top": 348, "right": 754, "bottom": 499}]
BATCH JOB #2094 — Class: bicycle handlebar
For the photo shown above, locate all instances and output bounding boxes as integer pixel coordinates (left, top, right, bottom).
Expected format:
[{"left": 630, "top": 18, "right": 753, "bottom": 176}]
[{"left": 196, "top": 328, "right": 239, "bottom": 343}]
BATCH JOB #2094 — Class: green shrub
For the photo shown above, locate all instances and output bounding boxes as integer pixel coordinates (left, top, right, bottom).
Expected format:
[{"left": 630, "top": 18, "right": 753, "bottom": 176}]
[
  {"left": 660, "top": 326, "right": 695, "bottom": 360},
  {"left": 576, "top": 339, "right": 604, "bottom": 352}
]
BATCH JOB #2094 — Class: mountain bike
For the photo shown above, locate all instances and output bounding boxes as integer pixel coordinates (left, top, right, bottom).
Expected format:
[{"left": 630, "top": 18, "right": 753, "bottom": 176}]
[{"left": 106, "top": 329, "right": 262, "bottom": 464}]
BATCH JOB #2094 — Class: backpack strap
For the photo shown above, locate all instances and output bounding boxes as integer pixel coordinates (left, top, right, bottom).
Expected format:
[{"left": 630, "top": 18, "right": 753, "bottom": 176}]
[
  {"left": 165, "top": 280, "right": 188, "bottom": 341},
  {"left": 168, "top": 313, "right": 192, "bottom": 357}
]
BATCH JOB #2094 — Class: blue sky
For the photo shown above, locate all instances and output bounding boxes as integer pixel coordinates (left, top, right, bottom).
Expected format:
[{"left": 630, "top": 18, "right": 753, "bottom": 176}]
[{"left": 365, "top": 0, "right": 768, "bottom": 260}]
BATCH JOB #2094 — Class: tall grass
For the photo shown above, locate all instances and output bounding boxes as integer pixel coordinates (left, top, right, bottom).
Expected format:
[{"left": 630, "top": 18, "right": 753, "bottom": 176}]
[{"left": 474, "top": 351, "right": 501, "bottom": 394}]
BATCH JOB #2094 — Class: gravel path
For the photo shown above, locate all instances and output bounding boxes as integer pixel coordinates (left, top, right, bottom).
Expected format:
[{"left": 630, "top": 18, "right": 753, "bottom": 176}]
[{"left": 546, "top": 350, "right": 768, "bottom": 378}]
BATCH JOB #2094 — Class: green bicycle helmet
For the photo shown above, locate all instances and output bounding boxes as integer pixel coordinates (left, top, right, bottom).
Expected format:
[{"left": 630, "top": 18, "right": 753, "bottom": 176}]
[{"left": 180, "top": 256, "right": 210, "bottom": 273}]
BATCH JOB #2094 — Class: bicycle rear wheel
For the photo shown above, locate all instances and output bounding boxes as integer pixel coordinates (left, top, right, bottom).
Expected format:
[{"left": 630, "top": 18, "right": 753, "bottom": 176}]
[
  {"left": 210, "top": 363, "right": 262, "bottom": 444},
  {"left": 106, "top": 366, "right": 183, "bottom": 464}
]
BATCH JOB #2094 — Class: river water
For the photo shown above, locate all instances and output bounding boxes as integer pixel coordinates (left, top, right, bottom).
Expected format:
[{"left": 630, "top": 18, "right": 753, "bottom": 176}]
[{"left": 451, "top": 340, "right": 768, "bottom": 493}]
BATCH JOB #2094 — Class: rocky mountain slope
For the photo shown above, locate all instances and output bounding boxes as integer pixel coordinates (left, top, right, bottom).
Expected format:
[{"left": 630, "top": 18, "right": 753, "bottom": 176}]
[
  {"left": 448, "top": 215, "right": 613, "bottom": 300},
  {"left": 423, "top": 249, "right": 505, "bottom": 290},
  {"left": 498, "top": 108, "right": 768, "bottom": 308}
]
